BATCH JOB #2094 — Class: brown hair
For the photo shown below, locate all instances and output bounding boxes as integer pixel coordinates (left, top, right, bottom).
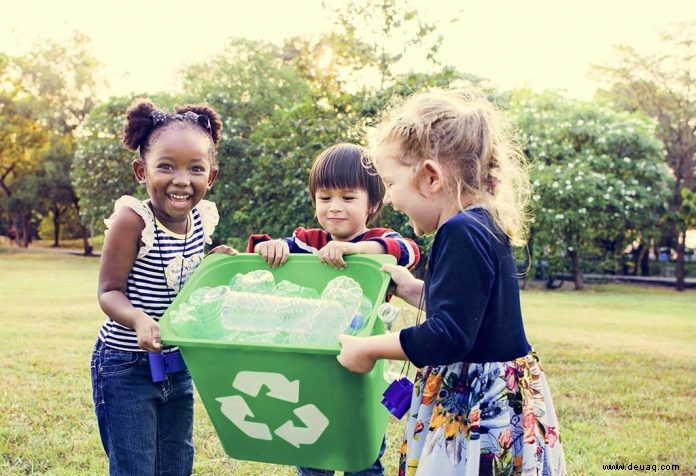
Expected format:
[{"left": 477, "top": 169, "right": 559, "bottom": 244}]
[
  {"left": 308, "top": 143, "right": 385, "bottom": 224},
  {"left": 367, "top": 89, "right": 530, "bottom": 246},
  {"left": 122, "top": 99, "right": 223, "bottom": 163}
]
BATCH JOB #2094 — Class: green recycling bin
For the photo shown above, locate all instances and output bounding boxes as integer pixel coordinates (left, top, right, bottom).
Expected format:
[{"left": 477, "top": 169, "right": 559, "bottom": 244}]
[{"left": 159, "top": 253, "right": 395, "bottom": 471}]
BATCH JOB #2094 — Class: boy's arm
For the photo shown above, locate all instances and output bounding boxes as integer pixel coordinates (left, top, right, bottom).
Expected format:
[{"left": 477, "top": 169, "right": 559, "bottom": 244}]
[
  {"left": 247, "top": 234, "right": 273, "bottom": 253},
  {"left": 364, "top": 229, "right": 421, "bottom": 269}
]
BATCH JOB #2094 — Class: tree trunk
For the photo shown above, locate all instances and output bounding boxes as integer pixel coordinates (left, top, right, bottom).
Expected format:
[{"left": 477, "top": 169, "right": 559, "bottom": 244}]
[
  {"left": 637, "top": 241, "right": 650, "bottom": 276},
  {"left": 72, "top": 196, "right": 93, "bottom": 256},
  {"left": 570, "top": 249, "right": 584, "bottom": 290},
  {"left": 675, "top": 228, "right": 686, "bottom": 292},
  {"left": 53, "top": 205, "right": 61, "bottom": 247},
  {"left": 81, "top": 227, "right": 93, "bottom": 256},
  {"left": 16, "top": 213, "right": 31, "bottom": 247}
]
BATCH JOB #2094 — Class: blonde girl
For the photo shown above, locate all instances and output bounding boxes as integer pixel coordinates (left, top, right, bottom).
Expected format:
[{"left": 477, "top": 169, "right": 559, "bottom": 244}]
[{"left": 337, "top": 89, "right": 566, "bottom": 475}]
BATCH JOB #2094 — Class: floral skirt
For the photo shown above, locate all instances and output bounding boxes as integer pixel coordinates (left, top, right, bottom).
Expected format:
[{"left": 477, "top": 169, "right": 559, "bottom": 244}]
[{"left": 399, "top": 352, "right": 566, "bottom": 476}]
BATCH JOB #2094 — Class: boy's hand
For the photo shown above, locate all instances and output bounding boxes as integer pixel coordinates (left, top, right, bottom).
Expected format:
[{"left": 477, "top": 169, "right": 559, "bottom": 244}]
[
  {"left": 134, "top": 315, "right": 162, "bottom": 353},
  {"left": 336, "top": 334, "right": 376, "bottom": 373},
  {"left": 209, "top": 245, "right": 238, "bottom": 255},
  {"left": 255, "top": 240, "right": 290, "bottom": 268},
  {"left": 318, "top": 241, "right": 356, "bottom": 269}
]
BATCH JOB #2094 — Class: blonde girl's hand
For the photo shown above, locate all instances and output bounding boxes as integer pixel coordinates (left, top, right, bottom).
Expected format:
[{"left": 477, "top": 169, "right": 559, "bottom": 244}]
[
  {"left": 255, "top": 240, "right": 290, "bottom": 268},
  {"left": 134, "top": 315, "right": 162, "bottom": 353},
  {"left": 209, "top": 245, "right": 238, "bottom": 255},
  {"left": 336, "top": 334, "right": 376, "bottom": 373},
  {"left": 380, "top": 263, "right": 424, "bottom": 308},
  {"left": 318, "top": 241, "right": 355, "bottom": 269}
]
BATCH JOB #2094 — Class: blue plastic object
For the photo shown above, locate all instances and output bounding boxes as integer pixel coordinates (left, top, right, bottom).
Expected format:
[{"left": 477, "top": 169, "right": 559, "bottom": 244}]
[
  {"left": 381, "top": 377, "right": 413, "bottom": 419},
  {"left": 149, "top": 350, "right": 187, "bottom": 382}
]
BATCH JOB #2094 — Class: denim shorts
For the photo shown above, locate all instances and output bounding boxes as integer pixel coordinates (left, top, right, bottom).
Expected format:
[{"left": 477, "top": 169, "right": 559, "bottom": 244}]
[{"left": 91, "top": 339, "right": 194, "bottom": 476}]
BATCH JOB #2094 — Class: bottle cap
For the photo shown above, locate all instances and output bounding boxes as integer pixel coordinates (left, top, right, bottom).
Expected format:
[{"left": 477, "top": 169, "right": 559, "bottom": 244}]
[
  {"left": 377, "top": 303, "right": 398, "bottom": 323},
  {"left": 347, "top": 313, "right": 365, "bottom": 334}
]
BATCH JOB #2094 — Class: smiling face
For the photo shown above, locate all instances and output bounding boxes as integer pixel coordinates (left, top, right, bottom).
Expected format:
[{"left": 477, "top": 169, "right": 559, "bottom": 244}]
[
  {"left": 374, "top": 151, "right": 442, "bottom": 237},
  {"left": 314, "top": 187, "right": 372, "bottom": 241},
  {"left": 133, "top": 125, "right": 217, "bottom": 232},
  {"left": 375, "top": 158, "right": 437, "bottom": 236}
]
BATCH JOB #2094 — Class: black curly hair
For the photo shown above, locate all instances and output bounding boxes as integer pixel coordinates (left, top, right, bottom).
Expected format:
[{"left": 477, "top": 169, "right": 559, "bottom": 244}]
[{"left": 123, "top": 99, "right": 223, "bottom": 162}]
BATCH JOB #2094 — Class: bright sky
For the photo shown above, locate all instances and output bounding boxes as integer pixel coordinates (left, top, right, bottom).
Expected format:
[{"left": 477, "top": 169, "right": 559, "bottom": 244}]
[{"left": 1, "top": 0, "right": 694, "bottom": 99}]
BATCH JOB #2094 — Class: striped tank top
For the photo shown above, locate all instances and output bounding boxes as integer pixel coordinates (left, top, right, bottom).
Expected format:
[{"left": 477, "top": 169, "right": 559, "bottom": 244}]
[{"left": 98, "top": 196, "right": 219, "bottom": 352}]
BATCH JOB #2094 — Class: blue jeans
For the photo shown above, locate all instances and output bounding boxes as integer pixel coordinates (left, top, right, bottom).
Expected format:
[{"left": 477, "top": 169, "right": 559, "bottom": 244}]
[
  {"left": 296, "top": 437, "right": 386, "bottom": 476},
  {"left": 91, "top": 340, "right": 194, "bottom": 476}
]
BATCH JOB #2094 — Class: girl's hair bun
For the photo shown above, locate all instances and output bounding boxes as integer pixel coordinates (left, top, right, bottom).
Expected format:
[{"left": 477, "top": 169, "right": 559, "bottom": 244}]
[
  {"left": 175, "top": 104, "right": 223, "bottom": 146},
  {"left": 123, "top": 99, "right": 159, "bottom": 151}
]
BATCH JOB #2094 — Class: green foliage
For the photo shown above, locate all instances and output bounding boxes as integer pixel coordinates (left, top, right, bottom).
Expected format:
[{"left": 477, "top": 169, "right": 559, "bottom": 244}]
[
  {"left": 593, "top": 21, "right": 695, "bottom": 289},
  {"left": 510, "top": 91, "right": 673, "bottom": 283},
  {"left": 326, "top": 0, "right": 451, "bottom": 88},
  {"left": 0, "top": 81, "right": 49, "bottom": 200},
  {"left": 1, "top": 34, "right": 102, "bottom": 248},
  {"left": 72, "top": 96, "right": 140, "bottom": 232},
  {"left": 681, "top": 188, "right": 696, "bottom": 230},
  {"left": 13, "top": 32, "right": 102, "bottom": 134}
]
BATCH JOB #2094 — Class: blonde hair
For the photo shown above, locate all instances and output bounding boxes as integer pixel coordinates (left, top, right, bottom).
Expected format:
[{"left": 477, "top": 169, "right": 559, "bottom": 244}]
[{"left": 367, "top": 89, "right": 530, "bottom": 246}]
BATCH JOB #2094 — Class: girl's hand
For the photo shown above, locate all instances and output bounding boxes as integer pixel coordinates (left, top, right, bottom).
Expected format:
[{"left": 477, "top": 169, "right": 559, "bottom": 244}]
[
  {"left": 134, "top": 315, "right": 163, "bottom": 353},
  {"left": 255, "top": 240, "right": 290, "bottom": 268},
  {"left": 336, "top": 334, "right": 376, "bottom": 373},
  {"left": 318, "top": 241, "right": 355, "bottom": 269},
  {"left": 380, "top": 263, "right": 424, "bottom": 308},
  {"left": 209, "top": 245, "right": 238, "bottom": 255}
]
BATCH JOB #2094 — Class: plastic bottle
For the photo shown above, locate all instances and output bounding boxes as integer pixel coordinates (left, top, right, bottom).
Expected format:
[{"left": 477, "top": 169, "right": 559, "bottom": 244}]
[{"left": 228, "top": 270, "right": 275, "bottom": 294}]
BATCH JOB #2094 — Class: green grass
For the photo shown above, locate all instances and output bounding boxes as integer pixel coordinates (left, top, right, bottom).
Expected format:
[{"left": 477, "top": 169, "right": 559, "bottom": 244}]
[{"left": 1, "top": 250, "right": 694, "bottom": 475}]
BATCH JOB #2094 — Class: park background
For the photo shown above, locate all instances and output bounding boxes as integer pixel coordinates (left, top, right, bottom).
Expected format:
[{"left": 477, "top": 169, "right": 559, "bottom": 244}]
[{"left": 1, "top": 0, "right": 695, "bottom": 474}]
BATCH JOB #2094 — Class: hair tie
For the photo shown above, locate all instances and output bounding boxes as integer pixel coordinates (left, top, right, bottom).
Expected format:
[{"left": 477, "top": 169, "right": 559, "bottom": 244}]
[
  {"left": 196, "top": 114, "right": 212, "bottom": 135},
  {"left": 488, "top": 177, "right": 499, "bottom": 192},
  {"left": 149, "top": 111, "right": 213, "bottom": 137}
]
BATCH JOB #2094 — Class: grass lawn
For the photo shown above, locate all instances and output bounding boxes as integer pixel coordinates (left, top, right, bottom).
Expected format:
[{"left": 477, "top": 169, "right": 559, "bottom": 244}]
[{"left": 1, "top": 249, "right": 694, "bottom": 475}]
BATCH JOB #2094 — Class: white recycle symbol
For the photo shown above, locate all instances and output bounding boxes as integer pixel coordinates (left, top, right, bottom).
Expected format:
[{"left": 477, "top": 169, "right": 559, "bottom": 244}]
[{"left": 216, "top": 371, "right": 329, "bottom": 448}]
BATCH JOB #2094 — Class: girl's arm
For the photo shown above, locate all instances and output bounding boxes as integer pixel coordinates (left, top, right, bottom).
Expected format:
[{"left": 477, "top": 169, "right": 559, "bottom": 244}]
[
  {"left": 98, "top": 208, "right": 162, "bottom": 352},
  {"left": 337, "top": 332, "right": 407, "bottom": 373},
  {"left": 381, "top": 263, "right": 424, "bottom": 308}
]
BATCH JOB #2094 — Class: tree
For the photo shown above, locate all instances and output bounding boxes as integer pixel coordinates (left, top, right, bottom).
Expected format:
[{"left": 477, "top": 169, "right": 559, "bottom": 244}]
[
  {"left": 34, "top": 135, "right": 77, "bottom": 246},
  {"left": 14, "top": 32, "right": 101, "bottom": 134},
  {"left": 511, "top": 91, "right": 673, "bottom": 290},
  {"left": 326, "top": 0, "right": 450, "bottom": 90},
  {"left": 593, "top": 21, "right": 696, "bottom": 290},
  {"left": 3, "top": 33, "right": 101, "bottom": 251},
  {"left": 0, "top": 56, "right": 49, "bottom": 246}
]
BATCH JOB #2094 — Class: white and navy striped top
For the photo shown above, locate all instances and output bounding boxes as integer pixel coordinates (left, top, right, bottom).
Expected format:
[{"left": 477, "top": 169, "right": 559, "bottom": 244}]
[{"left": 98, "top": 196, "right": 219, "bottom": 352}]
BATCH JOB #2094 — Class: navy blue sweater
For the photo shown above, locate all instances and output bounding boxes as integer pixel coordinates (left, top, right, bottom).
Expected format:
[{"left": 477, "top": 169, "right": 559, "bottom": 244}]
[{"left": 399, "top": 209, "right": 531, "bottom": 367}]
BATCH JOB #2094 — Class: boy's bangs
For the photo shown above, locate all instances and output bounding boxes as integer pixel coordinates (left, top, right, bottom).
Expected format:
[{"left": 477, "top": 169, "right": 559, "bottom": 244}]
[{"left": 313, "top": 157, "right": 369, "bottom": 192}]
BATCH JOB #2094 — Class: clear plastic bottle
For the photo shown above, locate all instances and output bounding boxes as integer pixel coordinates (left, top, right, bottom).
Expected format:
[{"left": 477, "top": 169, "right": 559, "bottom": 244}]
[
  {"left": 179, "top": 272, "right": 373, "bottom": 345},
  {"left": 275, "top": 280, "right": 320, "bottom": 299},
  {"left": 228, "top": 270, "right": 275, "bottom": 294}
]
